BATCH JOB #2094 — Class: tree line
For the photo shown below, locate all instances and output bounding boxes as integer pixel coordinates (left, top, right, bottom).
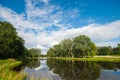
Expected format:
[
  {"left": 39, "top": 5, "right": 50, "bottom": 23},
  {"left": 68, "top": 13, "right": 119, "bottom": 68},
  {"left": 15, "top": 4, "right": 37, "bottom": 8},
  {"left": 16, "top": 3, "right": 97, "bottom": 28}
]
[
  {"left": 47, "top": 36, "right": 120, "bottom": 57},
  {"left": 0, "top": 21, "right": 120, "bottom": 59},
  {"left": 47, "top": 35, "right": 97, "bottom": 57},
  {"left": 0, "top": 21, "right": 41, "bottom": 60},
  {"left": 98, "top": 44, "right": 120, "bottom": 55}
]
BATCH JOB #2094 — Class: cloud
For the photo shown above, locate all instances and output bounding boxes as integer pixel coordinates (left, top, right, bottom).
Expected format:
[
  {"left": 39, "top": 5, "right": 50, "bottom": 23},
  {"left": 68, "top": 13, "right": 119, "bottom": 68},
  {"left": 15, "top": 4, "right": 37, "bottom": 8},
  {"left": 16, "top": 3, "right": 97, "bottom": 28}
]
[
  {"left": 0, "top": 0, "right": 120, "bottom": 54},
  {"left": 21, "top": 20, "right": 120, "bottom": 54},
  {"left": 41, "top": 0, "right": 50, "bottom": 5}
]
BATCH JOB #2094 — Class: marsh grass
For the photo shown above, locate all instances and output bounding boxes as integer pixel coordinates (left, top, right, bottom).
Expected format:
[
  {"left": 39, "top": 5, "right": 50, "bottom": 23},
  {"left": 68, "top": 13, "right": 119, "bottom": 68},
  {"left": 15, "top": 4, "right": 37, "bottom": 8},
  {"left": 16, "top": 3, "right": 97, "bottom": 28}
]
[
  {"left": 51, "top": 56, "right": 120, "bottom": 62},
  {"left": 0, "top": 59, "right": 26, "bottom": 80}
]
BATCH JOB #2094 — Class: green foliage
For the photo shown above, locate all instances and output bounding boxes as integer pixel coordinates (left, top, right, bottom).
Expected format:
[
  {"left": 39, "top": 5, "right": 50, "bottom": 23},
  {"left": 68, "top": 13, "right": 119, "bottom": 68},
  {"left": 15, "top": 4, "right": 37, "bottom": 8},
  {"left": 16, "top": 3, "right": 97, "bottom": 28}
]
[
  {"left": 113, "top": 44, "right": 120, "bottom": 55},
  {"left": 97, "top": 46, "right": 112, "bottom": 55},
  {"left": 47, "top": 39, "right": 73, "bottom": 57},
  {"left": 47, "top": 35, "right": 97, "bottom": 58},
  {"left": 53, "top": 57, "right": 120, "bottom": 62},
  {"left": 0, "top": 59, "right": 26, "bottom": 80},
  {"left": 73, "top": 35, "right": 97, "bottom": 57},
  {"left": 28, "top": 48, "right": 41, "bottom": 58},
  {"left": 0, "top": 21, "right": 27, "bottom": 59}
]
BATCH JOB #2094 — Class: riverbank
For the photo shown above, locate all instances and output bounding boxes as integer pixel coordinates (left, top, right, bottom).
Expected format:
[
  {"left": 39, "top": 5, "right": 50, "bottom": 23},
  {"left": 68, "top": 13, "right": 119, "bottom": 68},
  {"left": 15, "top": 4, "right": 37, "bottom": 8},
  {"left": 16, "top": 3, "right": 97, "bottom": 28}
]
[
  {"left": 48, "top": 56, "right": 120, "bottom": 62},
  {"left": 0, "top": 59, "right": 26, "bottom": 80}
]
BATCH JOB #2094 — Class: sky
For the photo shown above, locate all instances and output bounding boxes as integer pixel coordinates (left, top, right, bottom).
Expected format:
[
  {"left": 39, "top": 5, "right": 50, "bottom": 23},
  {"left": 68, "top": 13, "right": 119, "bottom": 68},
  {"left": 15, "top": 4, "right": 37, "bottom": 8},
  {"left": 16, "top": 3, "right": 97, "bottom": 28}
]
[{"left": 0, "top": 0, "right": 120, "bottom": 54}]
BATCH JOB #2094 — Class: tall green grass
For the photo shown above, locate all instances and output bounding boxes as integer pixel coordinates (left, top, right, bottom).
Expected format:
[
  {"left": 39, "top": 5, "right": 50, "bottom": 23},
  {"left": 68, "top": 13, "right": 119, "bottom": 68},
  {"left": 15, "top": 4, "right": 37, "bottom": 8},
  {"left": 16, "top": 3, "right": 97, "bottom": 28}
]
[
  {"left": 0, "top": 59, "right": 26, "bottom": 80},
  {"left": 51, "top": 57, "right": 120, "bottom": 62}
]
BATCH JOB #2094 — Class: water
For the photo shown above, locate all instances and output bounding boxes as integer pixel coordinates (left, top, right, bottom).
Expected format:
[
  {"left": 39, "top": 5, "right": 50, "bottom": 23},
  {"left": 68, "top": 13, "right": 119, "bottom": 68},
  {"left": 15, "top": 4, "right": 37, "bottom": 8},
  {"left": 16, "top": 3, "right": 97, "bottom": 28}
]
[{"left": 24, "top": 58, "right": 120, "bottom": 80}]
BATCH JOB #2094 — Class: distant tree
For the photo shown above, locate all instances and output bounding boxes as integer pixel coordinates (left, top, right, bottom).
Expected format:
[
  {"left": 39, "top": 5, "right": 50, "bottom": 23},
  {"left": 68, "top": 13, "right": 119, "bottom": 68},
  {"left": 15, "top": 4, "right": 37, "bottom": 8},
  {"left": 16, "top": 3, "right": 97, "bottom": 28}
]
[
  {"left": 0, "top": 21, "right": 27, "bottom": 59},
  {"left": 118, "top": 44, "right": 120, "bottom": 54},
  {"left": 113, "top": 44, "right": 120, "bottom": 55},
  {"left": 97, "top": 46, "right": 112, "bottom": 55},
  {"left": 28, "top": 48, "right": 41, "bottom": 58}
]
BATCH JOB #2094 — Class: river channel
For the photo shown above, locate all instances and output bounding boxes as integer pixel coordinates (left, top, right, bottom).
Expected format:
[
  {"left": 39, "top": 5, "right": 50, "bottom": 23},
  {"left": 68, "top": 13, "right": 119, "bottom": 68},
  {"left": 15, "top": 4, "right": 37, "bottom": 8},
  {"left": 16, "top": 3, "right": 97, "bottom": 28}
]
[{"left": 23, "top": 58, "right": 120, "bottom": 80}]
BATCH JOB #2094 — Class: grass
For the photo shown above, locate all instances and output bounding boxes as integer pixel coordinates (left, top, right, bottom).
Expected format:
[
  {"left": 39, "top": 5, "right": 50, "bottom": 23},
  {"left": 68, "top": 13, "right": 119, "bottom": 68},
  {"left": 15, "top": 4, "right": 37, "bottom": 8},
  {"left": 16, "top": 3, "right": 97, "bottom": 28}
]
[
  {"left": 0, "top": 59, "right": 26, "bottom": 80},
  {"left": 49, "top": 56, "right": 120, "bottom": 62}
]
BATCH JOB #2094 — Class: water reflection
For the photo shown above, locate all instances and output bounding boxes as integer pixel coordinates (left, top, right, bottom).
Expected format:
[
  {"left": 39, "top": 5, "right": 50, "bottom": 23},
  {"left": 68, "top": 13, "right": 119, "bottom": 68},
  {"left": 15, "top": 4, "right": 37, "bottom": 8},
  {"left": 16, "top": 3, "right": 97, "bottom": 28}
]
[
  {"left": 24, "top": 59, "right": 61, "bottom": 80},
  {"left": 24, "top": 59, "right": 120, "bottom": 80},
  {"left": 47, "top": 59, "right": 101, "bottom": 80},
  {"left": 25, "top": 58, "right": 40, "bottom": 68}
]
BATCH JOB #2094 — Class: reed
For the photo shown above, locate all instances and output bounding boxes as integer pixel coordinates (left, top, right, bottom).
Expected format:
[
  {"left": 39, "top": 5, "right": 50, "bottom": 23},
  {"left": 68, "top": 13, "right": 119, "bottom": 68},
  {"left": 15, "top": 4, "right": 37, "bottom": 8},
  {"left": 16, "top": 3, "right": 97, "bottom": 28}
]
[{"left": 0, "top": 59, "right": 26, "bottom": 80}]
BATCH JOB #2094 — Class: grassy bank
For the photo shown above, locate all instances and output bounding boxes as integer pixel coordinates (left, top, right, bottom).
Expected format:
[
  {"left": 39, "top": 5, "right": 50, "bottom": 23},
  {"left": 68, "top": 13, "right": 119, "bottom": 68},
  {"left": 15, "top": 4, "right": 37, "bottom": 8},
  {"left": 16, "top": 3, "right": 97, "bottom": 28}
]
[
  {"left": 49, "top": 56, "right": 120, "bottom": 62},
  {"left": 0, "top": 59, "right": 26, "bottom": 80}
]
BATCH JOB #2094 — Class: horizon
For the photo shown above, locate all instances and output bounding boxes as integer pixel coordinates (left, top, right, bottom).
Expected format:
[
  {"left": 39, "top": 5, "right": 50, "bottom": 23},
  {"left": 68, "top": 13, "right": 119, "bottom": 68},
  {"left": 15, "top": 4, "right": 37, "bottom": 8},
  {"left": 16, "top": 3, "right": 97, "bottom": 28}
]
[{"left": 0, "top": 0, "right": 120, "bottom": 54}]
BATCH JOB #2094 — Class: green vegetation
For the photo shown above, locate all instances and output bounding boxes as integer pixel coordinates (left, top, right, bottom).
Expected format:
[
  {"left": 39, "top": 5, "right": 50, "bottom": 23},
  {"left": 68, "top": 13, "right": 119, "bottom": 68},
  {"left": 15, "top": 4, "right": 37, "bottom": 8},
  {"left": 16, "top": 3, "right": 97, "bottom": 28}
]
[
  {"left": 113, "top": 44, "right": 120, "bottom": 55},
  {"left": 0, "top": 21, "right": 42, "bottom": 61},
  {"left": 47, "top": 35, "right": 120, "bottom": 58},
  {"left": 97, "top": 46, "right": 112, "bottom": 55},
  {"left": 28, "top": 48, "right": 41, "bottom": 58},
  {"left": 97, "top": 44, "right": 120, "bottom": 55},
  {"left": 0, "top": 21, "right": 42, "bottom": 80},
  {"left": 47, "top": 35, "right": 97, "bottom": 58},
  {"left": 0, "top": 59, "right": 26, "bottom": 80},
  {"left": 50, "top": 57, "right": 120, "bottom": 62},
  {"left": 0, "top": 21, "right": 28, "bottom": 60}
]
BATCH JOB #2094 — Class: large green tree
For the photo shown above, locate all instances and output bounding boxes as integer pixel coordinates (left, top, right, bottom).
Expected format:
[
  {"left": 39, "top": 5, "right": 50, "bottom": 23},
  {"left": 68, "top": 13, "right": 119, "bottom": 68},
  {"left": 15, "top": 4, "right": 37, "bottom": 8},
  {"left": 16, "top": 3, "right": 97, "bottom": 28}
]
[
  {"left": 47, "top": 35, "right": 97, "bottom": 58},
  {"left": 73, "top": 35, "right": 97, "bottom": 57},
  {"left": 0, "top": 21, "right": 27, "bottom": 59}
]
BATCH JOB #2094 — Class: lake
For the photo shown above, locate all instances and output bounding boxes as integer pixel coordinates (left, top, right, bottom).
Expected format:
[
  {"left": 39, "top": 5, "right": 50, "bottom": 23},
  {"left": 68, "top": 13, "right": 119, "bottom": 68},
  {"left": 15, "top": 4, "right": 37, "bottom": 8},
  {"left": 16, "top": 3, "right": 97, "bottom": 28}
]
[{"left": 24, "top": 58, "right": 120, "bottom": 80}]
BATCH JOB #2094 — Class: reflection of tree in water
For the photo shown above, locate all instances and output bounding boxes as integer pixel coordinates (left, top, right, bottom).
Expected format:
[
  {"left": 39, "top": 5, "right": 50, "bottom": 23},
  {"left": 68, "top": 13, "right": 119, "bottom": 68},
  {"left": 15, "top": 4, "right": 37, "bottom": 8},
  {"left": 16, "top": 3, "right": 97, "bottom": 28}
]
[
  {"left": 26, "top": 58, "right": 40, "bottom": 68},
  {"left": 98, "top": 62, "right": 120, "bottom": 71},
  {"left": 47, "top": 59, "right": 101, "bottom": 80}
]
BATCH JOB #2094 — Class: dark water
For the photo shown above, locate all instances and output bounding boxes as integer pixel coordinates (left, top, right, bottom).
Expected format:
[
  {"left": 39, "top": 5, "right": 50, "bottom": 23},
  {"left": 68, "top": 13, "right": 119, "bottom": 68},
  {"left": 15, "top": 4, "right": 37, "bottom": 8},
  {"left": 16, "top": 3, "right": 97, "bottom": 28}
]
[{"left": 24, "top": 58, "right": 120, "bottom": 80}]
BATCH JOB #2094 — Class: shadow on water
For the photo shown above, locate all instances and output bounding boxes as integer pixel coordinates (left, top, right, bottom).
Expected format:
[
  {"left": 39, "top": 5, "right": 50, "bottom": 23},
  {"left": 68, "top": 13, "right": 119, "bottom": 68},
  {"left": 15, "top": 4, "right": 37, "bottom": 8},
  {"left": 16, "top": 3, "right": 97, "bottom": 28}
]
[{"left": 23, "top": 58, "right": 120, "bottom": 80}]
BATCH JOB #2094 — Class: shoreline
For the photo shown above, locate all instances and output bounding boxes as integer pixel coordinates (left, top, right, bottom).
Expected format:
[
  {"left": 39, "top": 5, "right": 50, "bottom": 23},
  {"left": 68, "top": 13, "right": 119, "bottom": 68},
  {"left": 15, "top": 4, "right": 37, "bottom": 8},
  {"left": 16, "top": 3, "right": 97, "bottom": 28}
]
[{"left": 47, "top": 56, "right": 120, "bottom": 62}]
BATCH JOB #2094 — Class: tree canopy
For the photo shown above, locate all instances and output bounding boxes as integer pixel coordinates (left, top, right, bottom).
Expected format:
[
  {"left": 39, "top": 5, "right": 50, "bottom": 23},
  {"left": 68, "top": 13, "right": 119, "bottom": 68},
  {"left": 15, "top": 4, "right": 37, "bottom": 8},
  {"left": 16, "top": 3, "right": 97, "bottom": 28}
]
[
  {"left": 0, "top": 21, "right": 27, "bottom": 59},
  {"left": 28, "top": 48, "right": 41, "bottom": 58},
  {"left": 47, "top": 35, "right": 97, "bottom": 58},
  {"left": 97, "top": 46, "right": 112, "bottom": 55}
]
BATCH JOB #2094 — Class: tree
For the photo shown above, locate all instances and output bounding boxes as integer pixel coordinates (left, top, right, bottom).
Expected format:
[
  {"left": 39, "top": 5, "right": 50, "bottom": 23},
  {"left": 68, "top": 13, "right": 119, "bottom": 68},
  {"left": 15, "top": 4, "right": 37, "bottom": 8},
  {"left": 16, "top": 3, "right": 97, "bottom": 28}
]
[
  {"left": 47, "top": 48, "right": 55, "bottom": 57},
  {"left": 113, "top": 44, "right": 120, "bottom": 55},
  {"left": 117, "top": 44, "right": 120, "bottom": 54},
  {"left": 47, "top": 35, "right": 97, "bottom": 58},
  {"left": 97, "top": 46, "right": 112, "bottom": 55},
  {"left": 28, "top": 48, "right": 41, "bottom": 58},
  {"left": 0, "top": 21, "right": 27, "bottom": 59},
  {"left": 73, "top": 35, "right": 97, "bottom": 57},
  {"left": 60, "top": 39, "right": 73, "bottom": 57}
]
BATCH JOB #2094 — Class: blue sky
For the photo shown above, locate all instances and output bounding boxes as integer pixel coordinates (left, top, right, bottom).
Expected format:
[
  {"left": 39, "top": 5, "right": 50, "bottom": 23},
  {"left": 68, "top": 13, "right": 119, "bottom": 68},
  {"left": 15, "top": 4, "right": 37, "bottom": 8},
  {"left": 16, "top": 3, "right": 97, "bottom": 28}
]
[{"left": 0, "top": 0, "right": 120, "bottom": 54}]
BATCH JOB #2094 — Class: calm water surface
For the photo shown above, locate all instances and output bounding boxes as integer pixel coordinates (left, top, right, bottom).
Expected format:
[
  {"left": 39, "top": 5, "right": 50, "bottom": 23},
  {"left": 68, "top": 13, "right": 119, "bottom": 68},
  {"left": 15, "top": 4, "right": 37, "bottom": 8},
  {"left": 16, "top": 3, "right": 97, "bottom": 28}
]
[{"left": 24, "top": 58, "right": 120, "bottom": 80}]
